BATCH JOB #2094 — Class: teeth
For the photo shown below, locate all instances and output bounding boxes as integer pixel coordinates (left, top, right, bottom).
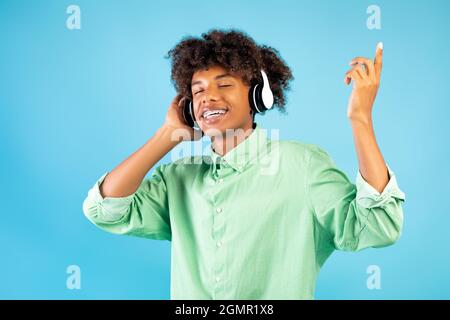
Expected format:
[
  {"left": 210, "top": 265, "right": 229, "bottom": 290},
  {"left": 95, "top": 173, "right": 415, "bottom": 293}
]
[{"left": 203, "top": 109, "right": 227, "bottom": 119}]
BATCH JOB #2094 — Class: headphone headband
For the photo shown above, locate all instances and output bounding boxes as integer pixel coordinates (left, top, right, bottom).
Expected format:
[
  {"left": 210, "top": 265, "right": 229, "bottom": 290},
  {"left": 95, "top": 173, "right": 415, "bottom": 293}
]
[{"left": 260, "top": 70, "right": 274, "bottom": 109}]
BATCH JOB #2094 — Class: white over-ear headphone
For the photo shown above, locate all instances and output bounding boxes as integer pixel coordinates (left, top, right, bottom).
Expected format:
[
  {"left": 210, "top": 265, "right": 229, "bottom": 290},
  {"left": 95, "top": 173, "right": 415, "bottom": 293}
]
[{"left": 249, "top": 69, "right": 274, "bottom": 113}]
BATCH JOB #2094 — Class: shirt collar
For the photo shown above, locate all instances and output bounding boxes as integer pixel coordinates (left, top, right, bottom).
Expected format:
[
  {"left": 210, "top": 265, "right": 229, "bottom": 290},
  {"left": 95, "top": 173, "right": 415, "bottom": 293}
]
[{"left": 209, "top": 123, "right": 268, "bottom": 175}]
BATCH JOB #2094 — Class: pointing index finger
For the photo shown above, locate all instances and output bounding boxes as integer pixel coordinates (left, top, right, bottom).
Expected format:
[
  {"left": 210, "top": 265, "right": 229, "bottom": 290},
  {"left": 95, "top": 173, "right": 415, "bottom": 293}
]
[{"left": 374, "top": 42, "right": 383, "bottom": 76}]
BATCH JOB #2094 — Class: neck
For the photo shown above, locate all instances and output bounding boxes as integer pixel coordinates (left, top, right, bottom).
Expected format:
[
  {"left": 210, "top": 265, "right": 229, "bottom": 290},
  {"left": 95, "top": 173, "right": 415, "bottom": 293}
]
[{"left": 211, "top": 124, "right": 255, "bottom": 157}]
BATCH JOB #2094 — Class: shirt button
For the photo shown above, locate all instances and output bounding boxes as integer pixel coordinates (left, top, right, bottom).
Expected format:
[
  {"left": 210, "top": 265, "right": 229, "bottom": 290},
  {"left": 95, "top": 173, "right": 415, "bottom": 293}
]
[
  {"left": 215, "top": 277, "right": 221, "bottom": 283},
  {"left": 216, "top": 240, "right": 223, "bottom": 248},
  {"left": 218, "top": 178, "right": 224, "bottom": 183},
  {"left": 216, "top": 207, "right": 222, "bottom": 214}
]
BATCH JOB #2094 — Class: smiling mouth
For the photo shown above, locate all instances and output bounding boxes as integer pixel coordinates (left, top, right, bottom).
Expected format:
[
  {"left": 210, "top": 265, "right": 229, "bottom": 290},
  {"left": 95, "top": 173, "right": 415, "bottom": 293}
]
[{"left": 201, "top": 108, "right": 229, "bottom": 120}]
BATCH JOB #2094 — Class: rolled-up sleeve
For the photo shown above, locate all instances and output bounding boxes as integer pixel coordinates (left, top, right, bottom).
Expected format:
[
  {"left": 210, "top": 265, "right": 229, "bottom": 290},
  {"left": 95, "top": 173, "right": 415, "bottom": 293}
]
[
  {"left": 306, "top": 146, "right": 405, "bottom": 252},
  {"left": 82, "top": 165, "right": 171, "bottom": 241},
  {"left": 355, "top": 165, "right": 405, "bottom": 209}
]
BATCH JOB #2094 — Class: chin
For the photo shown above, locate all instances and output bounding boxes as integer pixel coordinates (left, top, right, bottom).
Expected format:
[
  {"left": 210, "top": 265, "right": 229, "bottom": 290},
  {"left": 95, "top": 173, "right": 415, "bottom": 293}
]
[
  {"left": 201, "top": 125, "right": 228, "bottom": 138},
  {"left": 199, "top": 115, "right": 252, "bottom": 138}
]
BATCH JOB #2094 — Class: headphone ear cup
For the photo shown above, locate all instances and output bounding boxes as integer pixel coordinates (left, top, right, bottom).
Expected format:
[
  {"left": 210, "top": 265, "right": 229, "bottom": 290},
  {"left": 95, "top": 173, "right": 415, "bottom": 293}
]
[
  {"left": 182, "top": 98, "right": 196, "bottom": 128},
  {"left": 248, "top": 84, "right": 257, "bottom": 113},
  {"left": 248, "top": 83, "right": 266, "bottom": 114}
]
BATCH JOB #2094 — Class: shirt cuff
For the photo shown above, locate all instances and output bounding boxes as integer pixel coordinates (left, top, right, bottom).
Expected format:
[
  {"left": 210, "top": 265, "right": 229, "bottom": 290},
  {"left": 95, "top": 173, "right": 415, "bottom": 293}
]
[
  {"left": 87, "top": 172, "right": 135, "bottom": 222},
  {"left": 355, "top": 165, "right": 406, "bottom": 209}
]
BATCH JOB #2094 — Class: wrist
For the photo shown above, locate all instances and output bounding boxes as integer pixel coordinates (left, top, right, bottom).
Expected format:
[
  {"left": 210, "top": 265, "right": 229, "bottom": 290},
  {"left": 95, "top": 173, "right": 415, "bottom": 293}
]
[{"left": 157, "top": 125, "right": 183, "bottom": 145}]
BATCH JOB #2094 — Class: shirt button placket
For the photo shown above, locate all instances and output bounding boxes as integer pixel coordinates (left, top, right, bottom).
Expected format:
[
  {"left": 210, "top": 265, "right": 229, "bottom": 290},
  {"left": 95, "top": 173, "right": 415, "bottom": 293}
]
[{"left": 212, "top": 195, "right": 226, "bottom": 298}]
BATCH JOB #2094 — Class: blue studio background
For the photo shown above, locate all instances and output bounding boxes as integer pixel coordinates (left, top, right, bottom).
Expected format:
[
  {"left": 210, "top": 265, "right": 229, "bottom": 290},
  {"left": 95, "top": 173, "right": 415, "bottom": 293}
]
[{"left": 1, "top": 0, "right": 449, "bottom": 299}]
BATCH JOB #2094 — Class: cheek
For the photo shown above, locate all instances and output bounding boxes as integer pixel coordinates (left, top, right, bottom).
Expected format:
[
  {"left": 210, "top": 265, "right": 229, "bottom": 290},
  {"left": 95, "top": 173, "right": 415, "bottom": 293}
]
[{"left": 227, "top": 89, "right": 249, "bottom": 112}]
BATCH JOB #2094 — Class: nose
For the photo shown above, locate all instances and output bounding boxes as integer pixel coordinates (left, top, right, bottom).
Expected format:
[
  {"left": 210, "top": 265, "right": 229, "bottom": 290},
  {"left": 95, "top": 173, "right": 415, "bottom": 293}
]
[{"left": 201, "top": 86, "right": 220, "bottom": 104}]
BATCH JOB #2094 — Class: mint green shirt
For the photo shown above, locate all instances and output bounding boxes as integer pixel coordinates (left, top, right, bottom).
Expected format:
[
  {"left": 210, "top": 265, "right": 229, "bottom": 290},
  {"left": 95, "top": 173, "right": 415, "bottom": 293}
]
[{"left": 83, "top": 124, "right": 406, "bottom": 299}]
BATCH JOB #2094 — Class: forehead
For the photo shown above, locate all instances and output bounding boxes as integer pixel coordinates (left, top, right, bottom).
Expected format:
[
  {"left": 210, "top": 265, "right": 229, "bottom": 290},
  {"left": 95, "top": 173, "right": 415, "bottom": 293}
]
[{"left": 191, "top": 65, "right": 238, "bottom": 83}]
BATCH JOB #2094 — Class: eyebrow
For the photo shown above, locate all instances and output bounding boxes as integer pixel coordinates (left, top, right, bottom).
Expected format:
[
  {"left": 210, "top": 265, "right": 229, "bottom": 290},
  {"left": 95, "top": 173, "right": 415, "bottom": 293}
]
[{"left": 191, "top": 73, "right": 234, "bottom": 87}]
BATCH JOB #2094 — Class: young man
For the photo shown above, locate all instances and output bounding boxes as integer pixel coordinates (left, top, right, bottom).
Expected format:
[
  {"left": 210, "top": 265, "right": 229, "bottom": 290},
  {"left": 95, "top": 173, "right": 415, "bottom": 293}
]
[{"left": 83, "top": 29, "right": 405, "bottom": 299}]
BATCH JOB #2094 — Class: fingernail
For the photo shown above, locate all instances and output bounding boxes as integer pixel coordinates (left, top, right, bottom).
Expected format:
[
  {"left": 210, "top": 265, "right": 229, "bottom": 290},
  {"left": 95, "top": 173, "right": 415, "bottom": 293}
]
[{"left": 377, "top": 42, "right": 383, "bottom": 50}]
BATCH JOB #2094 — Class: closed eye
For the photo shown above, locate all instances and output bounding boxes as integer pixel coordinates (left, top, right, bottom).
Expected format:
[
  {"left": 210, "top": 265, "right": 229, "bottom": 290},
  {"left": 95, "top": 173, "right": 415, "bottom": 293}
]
[{"left": 194, "top": 85, "right": 232, "bottom": 95}]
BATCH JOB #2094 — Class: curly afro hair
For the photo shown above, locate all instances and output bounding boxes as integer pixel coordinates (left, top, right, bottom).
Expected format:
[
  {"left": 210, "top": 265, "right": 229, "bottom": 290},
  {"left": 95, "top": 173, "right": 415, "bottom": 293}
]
[{"left": 165, "top": 29, "right": 294, "bottom": 113}]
